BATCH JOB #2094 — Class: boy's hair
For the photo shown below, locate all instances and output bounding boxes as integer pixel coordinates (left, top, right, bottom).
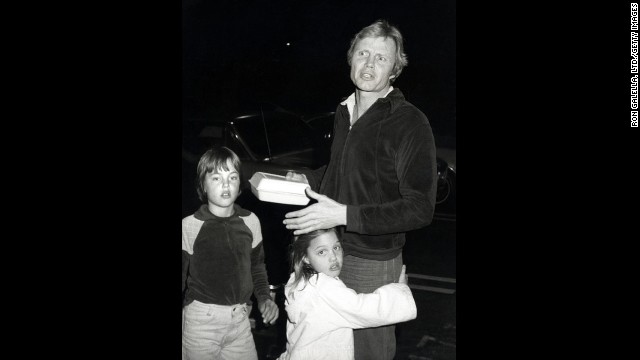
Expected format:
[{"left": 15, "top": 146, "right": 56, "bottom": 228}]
[
  {"left": 196, "top": 146, "right": 242, "bottom": 203},
  {"left": 287, "top": 228, "right": 339, "bottom": 299},
  {"left": 346, "top": 19, "right": 408, "bottom": 83}
]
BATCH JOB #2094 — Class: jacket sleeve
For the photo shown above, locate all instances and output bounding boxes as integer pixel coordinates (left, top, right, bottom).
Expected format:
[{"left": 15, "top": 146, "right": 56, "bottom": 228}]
[
  {"left": 182, "top": 251, "right": 190, "bottom": 295},
  {"left": 251, "top": 242, "right": 272, "bottom": 303},
  {"left": 316, "top": 277, "right": 417, "bottom": 329},
  {"left": 347, "top": 121, "right": 437, "bottom": 235},
  {"left": 182, "top": 217, "right": 196, "bottom": 295},
  {"left": 244, "top": 213, "right": 272, "bottom": 303}
]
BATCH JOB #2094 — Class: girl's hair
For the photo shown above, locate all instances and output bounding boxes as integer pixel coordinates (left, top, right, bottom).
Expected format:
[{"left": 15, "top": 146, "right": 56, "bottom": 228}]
[
  {"left": 346, "top": 19, "right": 408, "bottom": 83},
  {"left": 287, "top": 228, "right": 339, "bottom": 299},
  {"left": 195, "top": 146, "right": 242, "bottom": 203}
]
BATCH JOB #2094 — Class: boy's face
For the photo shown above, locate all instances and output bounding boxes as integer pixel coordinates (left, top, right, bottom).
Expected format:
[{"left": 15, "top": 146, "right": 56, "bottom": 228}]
[
  {"left": 303, "top": 232, "right": 343, "bottom": 278},
  {"left": 203, "top": 163, "right": 240, "bottom": 216}
]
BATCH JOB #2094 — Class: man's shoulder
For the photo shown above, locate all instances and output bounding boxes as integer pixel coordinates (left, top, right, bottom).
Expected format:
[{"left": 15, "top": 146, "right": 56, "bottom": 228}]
[
  {"left": 384, "top": 89, "right": 428, "bottom": 121},
  {"left": 395, "top": 101, "right": 428, "bottom": 119},
  {"left": 386, "top": 104, "right": 430, "bottom": 130}
]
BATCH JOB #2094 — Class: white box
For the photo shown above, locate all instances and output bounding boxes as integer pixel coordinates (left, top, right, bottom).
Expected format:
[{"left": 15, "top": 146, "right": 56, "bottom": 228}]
[{"left": 248, "top": 172, "right": 311, "bottom": 206}]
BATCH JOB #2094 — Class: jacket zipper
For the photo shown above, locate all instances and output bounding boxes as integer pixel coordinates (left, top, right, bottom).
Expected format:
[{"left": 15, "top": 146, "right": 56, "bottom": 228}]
[{"left": 339, "top": 107, "right": 353, "bottom": 176}]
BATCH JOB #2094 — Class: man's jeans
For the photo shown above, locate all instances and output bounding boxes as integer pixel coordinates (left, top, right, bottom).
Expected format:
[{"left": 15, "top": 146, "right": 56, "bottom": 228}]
[{"left": 339, "top": 253, "right": 404, "bottom": 360}]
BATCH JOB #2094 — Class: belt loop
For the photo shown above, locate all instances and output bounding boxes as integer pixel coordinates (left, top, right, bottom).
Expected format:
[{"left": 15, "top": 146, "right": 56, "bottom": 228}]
[{"left": 206, "top": 306, "right": 213, "bottom": 316}]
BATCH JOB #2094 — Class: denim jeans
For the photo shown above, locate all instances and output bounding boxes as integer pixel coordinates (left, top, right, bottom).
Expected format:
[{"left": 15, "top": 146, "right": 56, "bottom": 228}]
[
  {"left": 339, "top": 253, "right": 404, "bottom": 360},
  {"left": 182, "top": 300, "right": 257, "bottom": 360}
]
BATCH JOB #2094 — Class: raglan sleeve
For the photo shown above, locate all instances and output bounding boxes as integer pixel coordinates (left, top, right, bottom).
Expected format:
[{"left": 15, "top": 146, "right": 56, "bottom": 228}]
[
  {"left": 247, "top": 213, "right": 272, "bottom": 303},
  {"left": 181, "top": 217, "right": 193, "bottom": 295}
]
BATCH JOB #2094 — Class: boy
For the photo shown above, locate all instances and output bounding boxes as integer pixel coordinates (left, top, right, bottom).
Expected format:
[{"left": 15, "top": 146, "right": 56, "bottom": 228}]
[{"left": 182, "top": 146, "right": 279, "bottom": 360}]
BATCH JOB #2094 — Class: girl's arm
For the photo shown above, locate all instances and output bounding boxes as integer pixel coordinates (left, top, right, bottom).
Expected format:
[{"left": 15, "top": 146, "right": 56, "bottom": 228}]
[{"left": 316, "top": 275, "right": 417, "bottom": 329}]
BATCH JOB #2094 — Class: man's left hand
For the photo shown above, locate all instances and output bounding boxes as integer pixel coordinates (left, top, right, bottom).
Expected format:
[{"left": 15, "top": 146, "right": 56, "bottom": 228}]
[{"left": 283, "top": 188, "right": 347, "bottom": 235}]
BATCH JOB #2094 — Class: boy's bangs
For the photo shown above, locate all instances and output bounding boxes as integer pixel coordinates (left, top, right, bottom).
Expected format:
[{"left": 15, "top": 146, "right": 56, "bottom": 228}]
[{"left": 206, "top": 157, "right": 237, "bottom": 173}]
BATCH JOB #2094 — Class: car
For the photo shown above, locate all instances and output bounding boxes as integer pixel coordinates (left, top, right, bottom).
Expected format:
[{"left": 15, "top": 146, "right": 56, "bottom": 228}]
[{"left": 304, "top": 111, "right": 456, "bottom": 220}]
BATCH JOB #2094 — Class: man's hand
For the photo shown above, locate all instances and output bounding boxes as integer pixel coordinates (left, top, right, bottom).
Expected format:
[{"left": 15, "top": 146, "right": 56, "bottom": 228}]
[
  {"left": 258, "top": 298, "right": 279, "bottom": 325},
  {"left": 285, "top": 171, "right": 309, "bottom": 183},
  {"left": 283, "top": 188, "right": 347, "bottom": 235}
]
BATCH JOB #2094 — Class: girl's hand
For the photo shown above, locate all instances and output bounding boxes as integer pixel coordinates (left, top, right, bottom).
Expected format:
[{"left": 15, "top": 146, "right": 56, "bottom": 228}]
[{"left": 398, "top": 265, "right": 408, "bottom": 285}]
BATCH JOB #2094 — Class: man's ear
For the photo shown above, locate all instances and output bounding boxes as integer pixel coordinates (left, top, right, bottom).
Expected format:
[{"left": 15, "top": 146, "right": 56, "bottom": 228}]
[
  {"left": 303, "top": 257, "right": 310, "bottom": 265},
  {"left": 389, "top": 74, "right": 396, "bottom": 79}
]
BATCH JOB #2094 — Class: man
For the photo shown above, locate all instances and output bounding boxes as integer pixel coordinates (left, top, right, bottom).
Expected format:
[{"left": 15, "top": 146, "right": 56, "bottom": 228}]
[{"left": 283, "top": 19, "right": 437, "bottom": 360}]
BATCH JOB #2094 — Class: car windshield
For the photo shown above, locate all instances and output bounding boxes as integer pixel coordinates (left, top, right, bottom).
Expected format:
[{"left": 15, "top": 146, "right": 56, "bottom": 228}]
[{"left": 233, "top": 113, "right": 315, "bottom": 159}]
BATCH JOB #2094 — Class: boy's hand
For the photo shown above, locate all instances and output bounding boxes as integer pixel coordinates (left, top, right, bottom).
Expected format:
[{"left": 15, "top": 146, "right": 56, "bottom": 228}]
[
  {"left": 398, "top": 265, "right": 408, "bottom": 285},
  {"left": 258, "top": 298, "right": 279, "bottom": 325}
]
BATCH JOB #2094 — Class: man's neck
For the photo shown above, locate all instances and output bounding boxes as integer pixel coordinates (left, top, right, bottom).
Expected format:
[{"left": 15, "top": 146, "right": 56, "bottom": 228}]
[{"left": 353, "top": 87, "right": 391, "bottom": 123}]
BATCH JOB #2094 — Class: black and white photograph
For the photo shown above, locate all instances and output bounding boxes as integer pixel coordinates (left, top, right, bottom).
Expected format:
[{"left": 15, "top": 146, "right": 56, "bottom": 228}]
[
  {"left": 181, "top": 1, "right": 456, "bottom": 359},
  {"left": 18, "top": 1, "right": 639, "bottom": 359}
]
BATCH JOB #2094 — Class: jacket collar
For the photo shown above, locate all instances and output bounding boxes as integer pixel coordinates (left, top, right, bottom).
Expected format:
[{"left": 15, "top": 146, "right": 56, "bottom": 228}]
[
  {"left": 194, "top": 203, "right": 250, "bottom": 221},
  {"left": 340, "top": 87, "right": 405, "bottom": 117}
]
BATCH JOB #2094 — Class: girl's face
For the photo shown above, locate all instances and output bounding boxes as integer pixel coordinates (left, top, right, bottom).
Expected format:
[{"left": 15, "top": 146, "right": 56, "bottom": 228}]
[
  {"left": 303, "top": 232, "right": 343, "bottom": 278},
  {"left": 203, "top": 163, "right": 240, "bottom": 217}
]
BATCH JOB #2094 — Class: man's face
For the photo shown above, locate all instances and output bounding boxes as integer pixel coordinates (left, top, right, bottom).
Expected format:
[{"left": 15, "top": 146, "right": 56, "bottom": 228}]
[{"left": 350, "top": 36, "right": 397, "bottom": 94}]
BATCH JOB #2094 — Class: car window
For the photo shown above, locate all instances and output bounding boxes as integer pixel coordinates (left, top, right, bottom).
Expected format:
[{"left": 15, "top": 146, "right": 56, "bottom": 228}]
[
  {"left": 193, "top": 124, "right": 251, "bottom": 160},
  {"left": 232, "top": 116, "right": 269, "bottom": 159},
  {"left": 233, "top": 113, "right": 315, "bottom": 159},
  {"left": 264, "top": 113, "right": 314, "bottom": 154},
  {"left": 306, "top": 113, "right": 335, "bottom": 141},
  {"left": 221, "top": 126, "right": 251, "bottom": 160}
]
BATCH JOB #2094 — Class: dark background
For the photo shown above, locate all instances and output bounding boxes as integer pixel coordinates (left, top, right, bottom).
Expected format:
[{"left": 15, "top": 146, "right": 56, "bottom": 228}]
[
  {"left": 9, "top": 2, "right": 636, "bottom": 359},
  {"left": 182, "top": 0, "right": 456, "bottom": 137}
]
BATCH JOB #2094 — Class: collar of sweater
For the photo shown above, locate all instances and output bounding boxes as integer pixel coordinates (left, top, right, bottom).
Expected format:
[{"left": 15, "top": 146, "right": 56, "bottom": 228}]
[
  {"left": 340, "top": 87, "right": 405, "bottom": 118},
  {"left": 194, "top": 203, "right": 250, "bottom": 221}
]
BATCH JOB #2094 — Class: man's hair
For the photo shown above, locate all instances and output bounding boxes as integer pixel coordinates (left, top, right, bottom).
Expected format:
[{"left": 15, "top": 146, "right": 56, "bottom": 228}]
[
  {"left": 347, "top": 19, "right": 408, "bottom": 83},
  {"left": 196, "top": 146, "right": 242, "bottom": 203}
]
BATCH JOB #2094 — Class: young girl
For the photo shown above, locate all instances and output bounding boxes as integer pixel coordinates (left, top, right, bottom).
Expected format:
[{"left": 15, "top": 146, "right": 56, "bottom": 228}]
[{"left": 277, "top": 228, "right": 417, "bottom": 360}]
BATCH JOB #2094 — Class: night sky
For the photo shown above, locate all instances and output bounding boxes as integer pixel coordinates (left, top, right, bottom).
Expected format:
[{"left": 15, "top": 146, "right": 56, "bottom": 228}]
[{"left": 182, "top": 0, "right": 456, "bottom": 136}]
